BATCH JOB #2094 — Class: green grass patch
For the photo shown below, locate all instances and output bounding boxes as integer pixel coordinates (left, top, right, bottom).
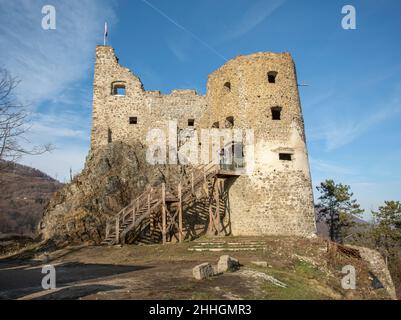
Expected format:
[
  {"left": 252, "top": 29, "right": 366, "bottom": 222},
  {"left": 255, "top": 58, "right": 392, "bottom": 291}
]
[
  {"left": 248, "top": 263, "right": 330, "bottom": 300},
  {"left": 191, "top": 292, "right": 219, "bottom": 300}
]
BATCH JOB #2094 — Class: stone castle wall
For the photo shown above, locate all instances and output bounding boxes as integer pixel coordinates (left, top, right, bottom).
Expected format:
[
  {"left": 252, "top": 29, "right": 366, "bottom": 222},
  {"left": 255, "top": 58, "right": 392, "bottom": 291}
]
[
  {"left": 91, "top": 46, "right": 207, "bottom": 151},
  {"left": 91, "top": 45, "right": 316, "bottom": 237}
]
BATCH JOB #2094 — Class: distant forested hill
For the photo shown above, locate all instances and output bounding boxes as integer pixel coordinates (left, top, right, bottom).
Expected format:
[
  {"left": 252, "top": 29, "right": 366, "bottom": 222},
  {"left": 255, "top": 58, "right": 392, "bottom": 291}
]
[{"left": 0, "top": 161, "right": 63, "bottom": 236}]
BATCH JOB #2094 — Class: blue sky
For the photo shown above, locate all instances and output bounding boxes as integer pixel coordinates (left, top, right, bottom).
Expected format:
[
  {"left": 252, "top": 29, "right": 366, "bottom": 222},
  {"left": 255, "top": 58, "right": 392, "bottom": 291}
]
[{"left": 1, "top": 0, "right": 400, "bottom": 219}]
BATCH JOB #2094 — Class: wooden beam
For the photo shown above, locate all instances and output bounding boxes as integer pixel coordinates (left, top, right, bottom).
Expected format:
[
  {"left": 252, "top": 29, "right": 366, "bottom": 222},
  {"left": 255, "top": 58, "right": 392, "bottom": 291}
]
[
  {"left": 115, "top": 217, "right": 120, "bottom": 244},
  {"left": 178, "top": 182, "right": 183, "bottom": 243},
  {"left": 162, "top": 183, "right": 166, "bottom": 245}
]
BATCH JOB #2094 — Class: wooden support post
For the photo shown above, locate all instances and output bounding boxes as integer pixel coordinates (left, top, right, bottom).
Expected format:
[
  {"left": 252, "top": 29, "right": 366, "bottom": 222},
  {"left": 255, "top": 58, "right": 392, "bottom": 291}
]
[
  {"left": 148, "top": 193, "right": 151, "bottom": 216},
  {"left": 147, "top": 191, "right": 152, "bottom": 236},
  {"left": 208, "top": 180, "right": 214, "bottom": 235},
  {"left": 115, "top": 217, "right": 120, "bottom": 244},
  {"left": 105, "top": 221, "right": 110, "bottom": 238},
  {"left": 162, "top": 183, "right": 166, "bottom": 245},
  {"left": 178, "top": 182, "right": 183, "bottom": 243},
  {"left": 147, "top": 188, "right": 151, "bottom": 229},
  {"left": 191, "top": 171, "right": 194, "bottom": 194},
  {"left": 132, "top": 205, "right": 135, "bottom": 226},
  {"left": 215, "top": 179, "right": 221, "bottom": 234}
]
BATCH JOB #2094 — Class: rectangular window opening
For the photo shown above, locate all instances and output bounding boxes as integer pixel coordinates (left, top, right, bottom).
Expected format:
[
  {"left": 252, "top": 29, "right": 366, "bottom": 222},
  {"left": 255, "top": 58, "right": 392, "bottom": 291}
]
[
  {"left": 112, "top": 83, "right": 126, "bottom": 96},
  {"left": 188, "top": 119, "right": 195, "bottom": 127},
  {"left": 279, "top": 153, "right": 292, "bottom": 161},
  {"left": 116, "top": 87, "right": 125, "bottom": 95},
  {"left": 268, "top": 75, "right": 276, "bottom": 83},
  {"left": 129, "top": 116, "right": 138, "bottom": 124},
  {"left": 271, "top": 107, "right": 282, "bottom": 120}
]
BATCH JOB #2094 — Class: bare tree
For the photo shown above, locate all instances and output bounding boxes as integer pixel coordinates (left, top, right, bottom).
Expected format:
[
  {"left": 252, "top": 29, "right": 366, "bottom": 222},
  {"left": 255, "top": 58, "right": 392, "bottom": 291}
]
[{"left": 0, "top": 68, "right": 52, "bottom": 169}]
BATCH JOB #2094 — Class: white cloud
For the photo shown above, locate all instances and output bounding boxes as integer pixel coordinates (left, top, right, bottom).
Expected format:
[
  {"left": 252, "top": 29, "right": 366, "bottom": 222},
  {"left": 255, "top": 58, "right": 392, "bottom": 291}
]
[
  {"left": 310, "top": 158, "right": 354, "bottom": 176},
  {"left": 165, "top": 34, "right": 193, "bottom": 63},
  {"left": 18, "top": 111, "right": 91, "bottom": 181},
  {"left": 0, "top": 0, "right": 116, "bottom": 179},
  {"left": 309, "top": 98, "right": 401, "bottom": 151},
  {"left": 0, "top": 0, "right": 117, "bottom": 106},
  {"left": 223, "top": 0, "right": 285, "bottom": 41},
  {"left": 20, "top": 144, "right": 89, "bottom": 183}
]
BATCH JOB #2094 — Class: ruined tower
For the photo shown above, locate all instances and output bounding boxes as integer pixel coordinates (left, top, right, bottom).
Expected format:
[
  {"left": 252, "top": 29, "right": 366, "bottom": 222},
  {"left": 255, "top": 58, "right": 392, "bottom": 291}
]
[
  {"left": 205, "top": 53, "right": 316, "bottom": 237},
  {"left": 91, "top": 46, "right": 316, "bottom": 238}
]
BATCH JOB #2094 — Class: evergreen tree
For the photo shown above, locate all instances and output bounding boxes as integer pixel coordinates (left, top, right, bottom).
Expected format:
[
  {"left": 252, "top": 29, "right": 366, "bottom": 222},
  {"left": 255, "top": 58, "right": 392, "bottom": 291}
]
[{"left": 316, "top": 180, "right": 364, "bottom": 243}]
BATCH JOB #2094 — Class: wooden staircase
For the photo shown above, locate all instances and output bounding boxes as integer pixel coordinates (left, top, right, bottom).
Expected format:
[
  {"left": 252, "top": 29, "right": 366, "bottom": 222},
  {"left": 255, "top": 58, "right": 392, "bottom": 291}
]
[{"left": 101, "top": 162, "right": 235, "bottom": 246}]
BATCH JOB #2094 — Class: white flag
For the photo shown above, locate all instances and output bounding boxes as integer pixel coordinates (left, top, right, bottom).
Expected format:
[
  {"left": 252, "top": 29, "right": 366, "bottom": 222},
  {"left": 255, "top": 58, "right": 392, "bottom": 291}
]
[{"left": 104, "top": 22, "right": 108, "bottom": 45}]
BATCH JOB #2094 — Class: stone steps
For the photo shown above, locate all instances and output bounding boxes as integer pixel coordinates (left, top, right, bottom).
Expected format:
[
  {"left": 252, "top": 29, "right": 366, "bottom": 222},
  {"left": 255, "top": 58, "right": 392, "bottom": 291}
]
[
  {"left": 188, "top": 240, "right": 267, "bottom": 252},
  {"left": 188, "top": 247, "right": 263, "bottom": 252}
]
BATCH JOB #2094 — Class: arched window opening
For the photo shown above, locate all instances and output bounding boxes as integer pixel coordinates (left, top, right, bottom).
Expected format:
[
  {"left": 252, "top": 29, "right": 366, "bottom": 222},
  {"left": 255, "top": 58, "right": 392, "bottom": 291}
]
[
  {"left": 224, "top": 82, "right": 231, "bottom": 92},
  {"left": 225, "top": 116, "right": 234, "bottom": 128}
]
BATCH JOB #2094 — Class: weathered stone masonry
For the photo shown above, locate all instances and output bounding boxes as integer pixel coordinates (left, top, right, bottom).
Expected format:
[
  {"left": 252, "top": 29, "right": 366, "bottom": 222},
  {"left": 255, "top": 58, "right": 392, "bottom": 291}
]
[{"left": 91, "top": 45, "right": 316, "bottom": 237}]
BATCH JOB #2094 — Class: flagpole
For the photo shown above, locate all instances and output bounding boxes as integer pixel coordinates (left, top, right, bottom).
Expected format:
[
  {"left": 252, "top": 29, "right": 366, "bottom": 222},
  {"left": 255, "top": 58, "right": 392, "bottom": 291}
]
[{"left": 104, "top": 22, "right": 107, "bottom": 46}]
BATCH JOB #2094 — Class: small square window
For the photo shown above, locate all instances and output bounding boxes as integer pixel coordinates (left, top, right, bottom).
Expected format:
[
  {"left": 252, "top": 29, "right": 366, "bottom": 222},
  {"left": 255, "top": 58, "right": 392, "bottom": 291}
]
[
  {"left": 188, "top": 119, "right": 195, "bottom": 127},
  {"left": 267, "top": 71, "right": 278, "bottom": 84},
  {"left": 112, "top": 82, "right": 126, "bottom": 96},
  {"left": 129, "top": 117, "right": 137, "bottom": 124},
  {"left": 271, "top": 107, "right": 282, "bottom": 120},
  {"left": 116, "top": 87, "right": 126, "bottom": 95},
  {"left": 279, "top": 153, "right": 292, "bottom": 161}
]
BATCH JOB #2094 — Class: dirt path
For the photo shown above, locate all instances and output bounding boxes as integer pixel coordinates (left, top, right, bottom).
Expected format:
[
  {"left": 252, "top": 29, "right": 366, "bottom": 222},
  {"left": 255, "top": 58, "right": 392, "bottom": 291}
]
[
  {"left": 0, "top": 236, "right": 394, "bottom": 300},
  {"left": 0, "top": 243, "right": 259, "bottom": 300}
]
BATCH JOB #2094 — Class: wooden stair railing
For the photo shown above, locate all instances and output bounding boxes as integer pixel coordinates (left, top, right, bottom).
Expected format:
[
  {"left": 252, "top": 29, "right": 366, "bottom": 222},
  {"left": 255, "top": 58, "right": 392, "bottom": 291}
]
[{"left": 101, "top": 162, "right": 221, "bottom": 246}]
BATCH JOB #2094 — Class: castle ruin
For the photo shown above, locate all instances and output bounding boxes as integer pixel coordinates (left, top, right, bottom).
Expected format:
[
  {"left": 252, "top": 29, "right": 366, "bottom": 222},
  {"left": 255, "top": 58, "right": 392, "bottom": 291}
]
[{"left": 91, "top": 46, "right": 316, "bottom": 240}]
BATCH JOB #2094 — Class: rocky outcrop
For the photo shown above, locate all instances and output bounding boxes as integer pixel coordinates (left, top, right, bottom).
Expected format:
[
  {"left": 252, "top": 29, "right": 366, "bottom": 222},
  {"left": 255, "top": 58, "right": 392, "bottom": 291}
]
[
  {"left": 351, "top": 245, "right": 397, "bottom": 300},
  {"left": 39, "top": 142, "right": 187, "bottom": 245}
]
